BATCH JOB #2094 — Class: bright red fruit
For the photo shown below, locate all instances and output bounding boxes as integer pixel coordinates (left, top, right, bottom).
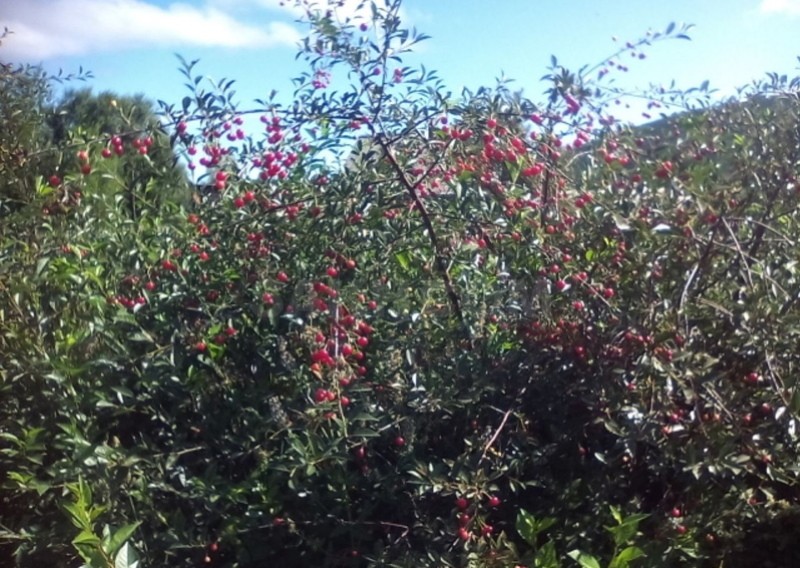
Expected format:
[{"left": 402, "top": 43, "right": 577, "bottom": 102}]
[
  {"left": 314, "top": 388, "right": 329, "bottom": 403},
  {"left": 488, "top": 495, "right": 501, "bottom": 507}
]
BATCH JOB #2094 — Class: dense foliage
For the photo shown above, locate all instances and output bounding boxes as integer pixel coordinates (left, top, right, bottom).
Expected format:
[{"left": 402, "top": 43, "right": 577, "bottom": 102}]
[{"left": 2, "top": 2, "right": 800, "bottom": 566}]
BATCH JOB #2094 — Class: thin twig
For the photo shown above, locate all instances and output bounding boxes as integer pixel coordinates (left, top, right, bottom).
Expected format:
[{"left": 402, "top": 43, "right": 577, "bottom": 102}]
[
  {"left": 374, "top": 133, "right": 472, "bottom": 344},
  {"left": 479, "top": 408, "right": 513, "bottom": 464}
]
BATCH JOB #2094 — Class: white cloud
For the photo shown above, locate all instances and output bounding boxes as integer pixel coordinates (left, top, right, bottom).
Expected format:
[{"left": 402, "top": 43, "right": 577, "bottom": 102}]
[
  {"left": 760, "top": 0, "right": 800, "bottom": 14},
  {"left": 0, "top": 0, "right": 303, "bottom": 61},
  {"left": 213, "top": 0, "right": 410, "bottom": 26}
]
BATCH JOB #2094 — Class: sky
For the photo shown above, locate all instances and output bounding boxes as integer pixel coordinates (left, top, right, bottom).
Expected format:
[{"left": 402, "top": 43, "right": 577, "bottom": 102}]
[{"left": 1, "top": 0, "right": 799, "bottom": 124}]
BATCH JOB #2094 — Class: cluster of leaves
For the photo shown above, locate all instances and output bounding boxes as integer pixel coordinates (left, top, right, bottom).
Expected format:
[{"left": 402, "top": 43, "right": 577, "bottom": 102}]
[{"left": 2, "top": 1, "right": 800, "bottom": 566}]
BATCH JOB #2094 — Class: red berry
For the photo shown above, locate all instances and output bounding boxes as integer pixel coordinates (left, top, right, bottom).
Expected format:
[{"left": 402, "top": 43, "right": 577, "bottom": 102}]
[
  {"left": 675, "top": 524, "right": 687, "bottom": 535},
  {"left": 456, "top": 497, "right": 468, "bottom": 510},
  {"left": 393, "top": 436, "right": 405, "bottom": 447},
  {"left": 314, "top": 388, "right": 329, "bottom": 404},
  {"left": 670, "top": 508, "right": 682, "bottom": 518},
  {"left": 457, "top": 528, "right": 471, "bottom": 541},
  {"left": 276, "top": 271, "right": 290, "bottom": 283},
  {"left": 488, "top": 495, "right": 501, "bottom": 507}
]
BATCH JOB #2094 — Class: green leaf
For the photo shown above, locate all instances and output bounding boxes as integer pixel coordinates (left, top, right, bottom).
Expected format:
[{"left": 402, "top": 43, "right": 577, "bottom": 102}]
[
  {"left": 395, "top": 251, "right": 410, "bottom": 271},
  {"left": 105, "top": 522, "right": 140, "bottom": 558},
  {"left": 606, "top": 513, "right": 649, "bottom": 548},
  {"left": 516, "top": 508, "right": 537, "bottom": 546},
  {"left": 609, "top": 546, "right": 645, "bottom": 568},
  {"left": 36, "top": 256, "right": 50, "bottom": 277},
  {"left": 72, "top": 529, "right": 102, "bottom": 547},
  {"left": 128, "top": 330, "right": 154, "bottom": 343},
  {"left": 534, "top": 540, "right": 560, "bottom": 568},
  {"left": 115, "top": 542, "right": 140, "bottom": 568},
  {"left": 516, "top": 509, "right": 554, "bottom": 547},
  {"left": 61, "top": 502, "right": 91, "bottom": 530},
  {"left": 567, "top": 550, "right": 601, "bottom": 568},
  {"left": 350, "top": 428, "right": 380, "bottom": 438},
  {"left": 790, "top": 388, "right": 800, "bottom": 415}
]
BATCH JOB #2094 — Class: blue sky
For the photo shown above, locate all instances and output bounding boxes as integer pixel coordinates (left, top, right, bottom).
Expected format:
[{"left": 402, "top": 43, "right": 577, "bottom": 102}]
[{"left": 1, "top": 0, "right": 799, "bottom": 122}]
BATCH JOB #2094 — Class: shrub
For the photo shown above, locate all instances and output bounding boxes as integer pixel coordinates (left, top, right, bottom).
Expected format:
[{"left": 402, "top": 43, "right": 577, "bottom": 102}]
[{"left": 1, "top": 2, "right": 800, "bottom": 566}]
